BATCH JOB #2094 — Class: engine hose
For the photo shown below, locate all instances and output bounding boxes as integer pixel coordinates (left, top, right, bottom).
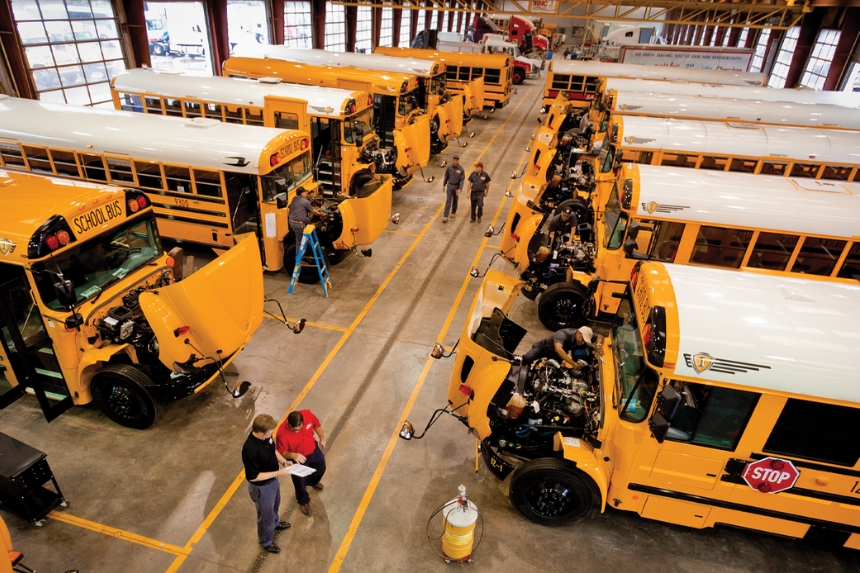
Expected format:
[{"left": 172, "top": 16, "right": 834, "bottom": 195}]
[{"left": 425, "top": 499, "right": 485, "bottom": 561}]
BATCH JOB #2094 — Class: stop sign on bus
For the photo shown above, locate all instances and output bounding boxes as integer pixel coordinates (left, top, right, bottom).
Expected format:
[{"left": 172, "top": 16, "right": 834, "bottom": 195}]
[{"left": 741, "top": 457, "right": 800, "bottom": 494}]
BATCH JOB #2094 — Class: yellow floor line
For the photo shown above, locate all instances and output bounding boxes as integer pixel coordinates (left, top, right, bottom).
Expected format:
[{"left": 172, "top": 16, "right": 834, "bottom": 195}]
[
  {"left": 164, "top": 202, "right": 445, "bottom": 573},
  {"left": 384, "top": 229, "right": 420, "bottom": 237},
  {"left": 49, "top": 511, "right": 185, "bottom": 555},
  {"left": 263, "top": 313, "right": 348, "bottom": 333},
  {"left": 327, "top": 84, "right": 536, "bottom": 572}
]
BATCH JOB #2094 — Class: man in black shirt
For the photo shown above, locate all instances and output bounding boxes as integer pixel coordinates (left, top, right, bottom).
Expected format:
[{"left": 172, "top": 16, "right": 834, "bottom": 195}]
[
  {"left": 548, "top": 206, "right": 577, "bottom": 248},
  {"left": 521, "top": 325, "right": 604, "bottom": 366},
  {"left": 242, "top": 414, "right": 293, "bottom": 554}
]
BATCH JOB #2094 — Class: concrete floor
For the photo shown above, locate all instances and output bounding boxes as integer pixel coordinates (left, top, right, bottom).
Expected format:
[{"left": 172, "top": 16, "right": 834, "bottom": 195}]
[{"left": 2, "top": 80, "right": 860, "bottom": 573}]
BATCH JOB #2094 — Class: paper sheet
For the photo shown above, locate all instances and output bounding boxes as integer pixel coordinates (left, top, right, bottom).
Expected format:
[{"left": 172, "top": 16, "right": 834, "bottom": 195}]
[{"left": 285, "top": 463, "right": 317, "bottom": 477}]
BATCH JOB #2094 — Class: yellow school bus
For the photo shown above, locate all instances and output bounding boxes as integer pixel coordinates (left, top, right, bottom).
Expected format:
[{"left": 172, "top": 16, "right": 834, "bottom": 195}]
[
  {"left": 231, "top": 45, "right": 465, "bottom": 155},
  {"left": 0, "top": 171, "right": 263, "bottom": 428},
  {"left": 442, "top": 263, "right": 860, "bottom": 551},
  {"left": 111, "top": 68, "right": 391, "bottom": 197},
  {"left": 501, "top": 161, "right": 860, "bottom": 330},
  {"left": 376, "top": 46, "right": 509, "bottom": 111},
  {"left": 0, "top": 95, "right": 392, "bottom": 272},
  {"left": 222, "top": 55, "right": 431, "bottom": 181}
]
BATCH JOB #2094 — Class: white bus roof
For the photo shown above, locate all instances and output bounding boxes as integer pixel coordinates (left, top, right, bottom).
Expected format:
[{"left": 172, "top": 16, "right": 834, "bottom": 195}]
[
  {"left": 613, "top": 91, "right": 860, "bottom": 130},
  {"left": 615, "top": 116, "right": 860, "bottom": 165},
  {"left": 0, "top": 96, "right": 300, "bottom": 175},
  {"left": 662, "top": 263, "right": 860, "bottom": 405},
  {"left": 112, "top": 68, "right": 364, "bottom": 119},
  {"left": 604, "top": 77, "right": 860, "bottom": 108},
  {"left": 631, "top": 163, "right": 860, "bottom": 238},
  {"left": 232, "top": 44, "right": 439, "bottom": 77},
  {"left": 549, "top": 60, "right": 766, "bottom": 86}
]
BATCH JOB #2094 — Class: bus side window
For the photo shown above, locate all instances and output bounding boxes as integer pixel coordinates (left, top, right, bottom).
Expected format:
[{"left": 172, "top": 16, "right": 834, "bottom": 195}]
[
  {"left": 446, "top": 66, "right": 458, "bottom": 81},
  {"left": 120, "top": 93, "right": 143, "bottom": 112},
  {"left": 224, "top": 106, "right": 244, "bottom": 124},
  {"left": 665, "top": 382, "right": 759, "bottom": 451},
  {"left": 821, "top": 165, "right": 854, "bottom": 181},
  {"left": 649, "top": 221, "right": 684, "bottom": 262},
  {"left": 637, "top": 151, "right": 654, "bottom": 165},
  {"left": 164, "top": 98, "right": 183, "bottom": 117},
  {"left": 79, "top": 153, "right": 107, "bottom": 181},
  {"left": 484, "top": 69, "right": 501, "bottom": 85},
  {"left": 245, "top": 108, "right": 264, "bottom": 127},
  {"left": 275, "top": 112, "right": 299, "bottom": 130},
  {"left": 789, "top": 162, "right": 821, "bottom": 178},
  {"left": 551, "top": 74, "right": 570, "bottom": 90},
  {"left": 746, "top": 232, "right": 798, "bottom": 271},
  {"left": 134, "top": 161, "right": 164, "bottom": 190},
  {"left": 569, "top": 75, "right": 584, "bottom": 91},
  {"left": 204, "top": 103, "right": 223, "bottom": 120},
  {"left": 106, "top": 157, "right": 135, "bottom": 184},
  {"left": 759, "top": 161, "right": 788, "bottom": 176},
  {"left": 22, "top": 146, "right": 53, "bottom": 173},
  {"left": 50, "top": 149, "right": 81, "bottom": 177},
  {"left": 789, "top": 237, "right": 847, "bottom": 276},
  {"left": 144, "top": 96, "right": 163, "bottom": 115},
  {"left": 728, "top": 157, "right": 758, "bottom": 174},
  {"left": 699, "top": 156, "right": 729, "bottom": 171},
  {"left": 764, "top": 398, "right": 860, "bottom": 467},
  {"left": 0, "top": 142, "right": 26, "bottom": 167},
  {"left": 184, "top": 101, "right": 202, "bottom": 118},
  {"left": 837, "top": 243, "right": 860, "bottom": 280},
  {"left": 690, "top": 226, "right": 752, "bottom": 269},
  {"left": 585, "top": 76, "right": 599, "bottom": 92},
  {"left": 660, "top": 153, "right": 695, "bottom": 169},
  {"left": 164, "top": 165, "right": 192, "bottom": 193},
  {"left": 193, "top": 169, "right": 223, "bottom": 198},
  {"left": 458, "top": 67, "right": 470, "bottom": 81}
]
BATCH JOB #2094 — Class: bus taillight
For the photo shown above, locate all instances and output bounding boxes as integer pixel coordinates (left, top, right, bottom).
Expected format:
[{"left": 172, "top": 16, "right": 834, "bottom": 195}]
[
  {"left": 630, "top": 264, "right": 640, "bottom": 290},
  {"left": 270, "top": 153, "right": 280, "bottom": 167},
  {"left": 620, "top": 178, "right": 633, "bottom": 210},
  {"left": 300, "top": 138, "right": 309, "bottom": 149},
  {"left": 646, "top": 306, "right": 667, "bottom": 367},
  {"left": 125, "top": 190, "right": 150, "bottom": 213},
  {"left": 45, "top": 234, "right": 60, "bottom": 251},
  {"left": 347, "top": 99, "right": 356, "bottom": 114},
  {"left": 27, "top": 215, "right": 77, "bottom": 258},
  {"left": 401, "top": 81, "right": 408, "bottom": 93}
]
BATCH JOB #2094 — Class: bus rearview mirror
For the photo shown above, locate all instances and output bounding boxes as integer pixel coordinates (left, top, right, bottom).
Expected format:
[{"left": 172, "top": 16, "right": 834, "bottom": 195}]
[
  {"left": 657, "top": 385, "right": 681, "bottom": 421},
  {"left": 649, "top": 411, "right": 670, "bottom": 444},
  {"left": 53, "top": 279, "right": 78, "bottom": 308}
]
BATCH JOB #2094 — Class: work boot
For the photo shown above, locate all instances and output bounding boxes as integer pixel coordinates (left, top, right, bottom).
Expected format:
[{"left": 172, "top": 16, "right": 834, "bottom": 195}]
[
  {"left": 275, "top": 521, "right": 291, "bottom": 530},
  {"left": 311, "top": 483, "right": 324, "bottom": 491},
  {"left": 443, "top": 217, "right": 448, "bottom": 223},
  {"left": 451, "top": 212, "right": 456, "bottom": 217},
  {"left": 262, "top": 543, "right": 281, "bottom": 554},
  {"left": 478, "top": 217, "right": 482, "bottom": 223},
  {"left": 300, "top": 503, "right": 312, "bottom": 516}
]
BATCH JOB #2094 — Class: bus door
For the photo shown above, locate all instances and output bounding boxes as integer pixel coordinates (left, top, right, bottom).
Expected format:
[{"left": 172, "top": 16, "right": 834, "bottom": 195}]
[
  {"left": 312, "top": 117, "right": 343, "bottom": 196},
  {"left": 224, "top": 172, "right": 261, "bottom": 253},
  {"left": 265, "top": 96, "right": 309, "bottom": 133},
  {"left": 0, "top": 264, "right": 72, "bottom": 421},
  {"left": 372, "top": 95, "right": 397, "bottom": 148}
]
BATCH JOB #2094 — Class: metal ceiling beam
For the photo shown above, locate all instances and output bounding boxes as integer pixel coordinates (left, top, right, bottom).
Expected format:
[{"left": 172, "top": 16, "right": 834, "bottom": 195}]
[{"left": 331, "top": 0, "right": 806, "bottom": 29}]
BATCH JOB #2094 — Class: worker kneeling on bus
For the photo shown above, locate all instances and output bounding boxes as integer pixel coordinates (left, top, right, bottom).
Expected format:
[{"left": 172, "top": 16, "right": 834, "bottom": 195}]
[{"left": 521, "top": 325, "right": 603, "bottom": 367}]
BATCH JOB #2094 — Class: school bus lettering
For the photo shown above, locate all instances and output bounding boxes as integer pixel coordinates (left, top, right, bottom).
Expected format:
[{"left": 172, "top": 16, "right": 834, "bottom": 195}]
[
  {"left": 741, "top": 457, "right": 800, "bottom": 494},
  {"left": 174, "top": 197, "right": 190, "bottom": 208},
  {"left": 73, "top": 200, "right": 123, "bottom": 235}
]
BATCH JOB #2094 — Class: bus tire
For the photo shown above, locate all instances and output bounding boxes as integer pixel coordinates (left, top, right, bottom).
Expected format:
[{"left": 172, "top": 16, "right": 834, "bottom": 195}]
[
  {"left": 152, "top": 43, "right": 165, "bottom": 56},
  {"left": 283, "top": 240, "right": 330, "bottom": 284},
  {"left": 326, "top": 247, "right": 351, "bottom": 265},
  {"left": 91, "top": 365, "right": 162, "bottom": 429},
  {"left": 537, "top": 282, "right": 588, "bottom": 331},
  {"left": 509, "top": 458, "right": 595, "bottom": 526},
  {"left": 512, "top": 68, "right": 526, "bottom": 85}
]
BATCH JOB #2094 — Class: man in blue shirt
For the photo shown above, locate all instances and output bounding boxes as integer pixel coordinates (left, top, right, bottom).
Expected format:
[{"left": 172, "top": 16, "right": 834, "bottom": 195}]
[
  {"left": 465, "top": 162, "right": 491, "bottom": 223},
  {"left": 288, "top": 186, "right": 326, "bottom": 251},
  {"left": 442, "top": 154, "right": 465, "bottom": 223}
]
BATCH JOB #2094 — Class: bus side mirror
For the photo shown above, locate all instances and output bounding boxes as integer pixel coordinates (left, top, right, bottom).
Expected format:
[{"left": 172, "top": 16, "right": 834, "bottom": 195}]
[
  {"left": 276, "top": 196, "right": 288, "bottom": 209},
  {"left": 354, "top": 122, "right": 364, "bottom": 147},
  {"left": 649, "top": 411, "right": 670, "bottom": 444},
  {"left": 626, "top": 220, "right": 641, "bottom": 240},
  {"left": 53, "top": 278, "right": 78, "bottom": 308},
  {"left": 656, "top": 385, "right": 681, "bottom": 421},
  {"left": 623, "top": 237, "right": 648, "bottom": 260}
]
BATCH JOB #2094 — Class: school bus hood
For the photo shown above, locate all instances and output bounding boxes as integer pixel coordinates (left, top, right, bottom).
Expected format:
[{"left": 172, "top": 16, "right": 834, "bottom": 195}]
[
  {"left": 500, "top": 188, "right": 543, "bottom": 273},
  {"left": 447, "top": 270, "right": 524, "bottom": 439},
  {"left": 442, "top": 96, "right": 464, "bottom": 139},
  {"left": 466, "top": 78, "right": 485, "bottom": 114},
  {"left": 394, "top": 115, "right": 430, "bottom": 174},
  {"left": 138, "top": 233, "right": 264, "bottom": 368},
  {"left": 334, "top": 175, "right": 394, "bottom": 248}
]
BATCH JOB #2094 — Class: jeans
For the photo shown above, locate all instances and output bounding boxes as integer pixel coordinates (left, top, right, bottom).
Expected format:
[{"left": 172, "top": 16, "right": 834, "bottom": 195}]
[
  {"left": 292, "top": 445, "right": 326, "bottom": 506},
  {"left": 248, "top": 480, "right": 281, "bottom": 547},
  {"left": 522, "top": 343, "right": 553, "bottom": 365},
  {"left": 444, "top": 186, "right": 459, "bottom": 217},
  {"left": 470, "top": 193, "right": 485, "bottom": 221}
]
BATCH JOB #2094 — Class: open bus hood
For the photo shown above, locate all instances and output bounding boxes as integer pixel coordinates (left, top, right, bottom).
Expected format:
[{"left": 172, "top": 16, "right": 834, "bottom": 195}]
[
  {"left": 441, "top": 96, "right": 465, "bottom": 140},
  {"left": 394, "top": 115, "right": 430, "bottom": 175},
  {"left": 500, "top": 187, "right": 543, "bottom": 273},
  {"left": 334, "top": 175, "right": 394, "bottom": 248},
  {"left": 139, "top": 233, "right": 264, "bottom": 369},
  {"left": 464, "top": 77, "right": 485, "bottom": 115}
]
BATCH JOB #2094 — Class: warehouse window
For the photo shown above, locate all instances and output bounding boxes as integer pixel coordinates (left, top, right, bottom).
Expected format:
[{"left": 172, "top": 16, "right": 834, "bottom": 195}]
[
  {"left": 800, "top": 29, "right": 841, "bottom": 90},
  {"left": 284, "top": 1, "right": 312, "bottom": 49},
  {"left": 379, "top": 8, "right": 392, "bottom": 47},
  {"left": 749, "top": 29, "right": 770, "bottom": 73},
  {"left": 355, "top": 5, "right": 371, "bottom": 52},
  {"left": 324, "top": 1, "right": 345, "bottom": 51},
  {"left": 11, "top": 0, "right": 127, "bottom": 107},
  {"left": 736, "top": 28, "right": 749, "bottom": 48},
  {"left": 768, "top": 27, "right": 800, "bottom": 88},
  {"left": 227, "top": 1, "right": 268, "bottom": 53},
  {"left": 145, "top": 2, "right": 212, "bottom": 77},
  {"left": 398, "top": 8, "right": 410, "bottom": 47},
  {"left": 430, "top": 9, "right": 438, "bottom": 30}
]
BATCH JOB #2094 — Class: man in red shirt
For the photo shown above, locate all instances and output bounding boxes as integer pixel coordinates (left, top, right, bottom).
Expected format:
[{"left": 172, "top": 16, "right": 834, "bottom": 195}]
[{"left": 275, "top": 409, "right": 327, "bottom": 516}]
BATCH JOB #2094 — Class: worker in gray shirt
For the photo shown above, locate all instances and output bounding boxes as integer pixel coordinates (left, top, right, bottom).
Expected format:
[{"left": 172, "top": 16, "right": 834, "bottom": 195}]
[
  {"left": 442, "top": 154, "right": 465, "bottom": 223},
  {"left": 288, "top": 186, "right": 326, "bottom": 253}
]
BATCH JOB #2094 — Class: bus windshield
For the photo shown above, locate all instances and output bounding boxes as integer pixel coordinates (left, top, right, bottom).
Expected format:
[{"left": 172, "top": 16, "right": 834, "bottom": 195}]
[
  {"left": 603, "top": 182, "right": 627, "bottom": 249},
  {"left": 612, "top": 292, "right": 658, "bottom": 423},
  {"left": 261, "top": 151, "right": 313, "bottom": 202},
  {"left": 32, "top": 216, "right": 162, "bottom": 311},
  {"left": 599, "top": 135, "right": 614, "bottom": 173},
  {"left": 431, "top": 75, "right": 446, "bottom": 96},
  {"left": 344, "top": 107, "right": 375, "bottom": 144},
  {"left": 398, "top": 91, "right": 418, "bottom": 116}
]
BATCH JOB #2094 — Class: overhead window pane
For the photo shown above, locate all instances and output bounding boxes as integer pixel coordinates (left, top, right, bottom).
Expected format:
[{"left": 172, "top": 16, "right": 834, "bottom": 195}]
[
  {"left": 379, "top": 7, "right": 392, "bottom": 48},
  {"left": 800, "top": 29, "right": 841, "bottom": 90},
  {"left": 399, "top": 8, "right": 410, "bottom": 47},
  {"left": 324, "top": 1, "right": 345, "bottom": 52},
  {"left": 283, "top": 0, "right": 311, "bottom": 49},
  {"left": 749, "top": 29, "right": 770, "bottom": 73},
  {"left": 355, "top": 5, "right": 371, "bottom": 52},
  {"left": 145, "top": 2, "right": 212, "bottom": 77},
  {"left": 227, "top": 0, "right": 268, "bottom": 55},
  {"left": 768, "top": 27, "right": 800, "bottom": 88}
]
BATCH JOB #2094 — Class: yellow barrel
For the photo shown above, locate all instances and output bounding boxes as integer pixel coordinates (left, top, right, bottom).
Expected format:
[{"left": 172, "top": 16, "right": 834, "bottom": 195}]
[{"left": 442, "top": 499, "right": 478, "bottom": 561}]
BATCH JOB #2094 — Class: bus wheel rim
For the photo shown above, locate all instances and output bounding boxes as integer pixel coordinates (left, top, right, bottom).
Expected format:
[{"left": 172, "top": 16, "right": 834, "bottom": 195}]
[
  {"left": 527, "top": 481, "right": 575, "bottom": 517},
  {"left": 108, "top": 384, "right": 140, "bottom": 420}
]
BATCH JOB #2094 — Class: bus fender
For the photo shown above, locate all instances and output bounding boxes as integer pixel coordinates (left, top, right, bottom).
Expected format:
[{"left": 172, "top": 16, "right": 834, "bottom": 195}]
[
  {"left": 78, "top": 344, "right": 139, "bottom": 404},
  {"left": 554, "top": 432, "right": 609, "bottom": 512}
]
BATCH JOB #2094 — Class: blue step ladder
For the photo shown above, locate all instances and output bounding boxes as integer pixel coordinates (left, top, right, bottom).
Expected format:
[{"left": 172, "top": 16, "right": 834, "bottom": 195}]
[{"left": 288, "top": 224, "right": 331, "bottom": 297}]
